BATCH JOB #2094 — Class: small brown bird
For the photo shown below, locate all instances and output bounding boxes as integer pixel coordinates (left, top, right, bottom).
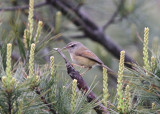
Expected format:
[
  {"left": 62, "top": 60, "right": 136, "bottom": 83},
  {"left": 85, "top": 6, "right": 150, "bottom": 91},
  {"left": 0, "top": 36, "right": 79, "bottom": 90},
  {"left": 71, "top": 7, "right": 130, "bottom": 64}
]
[{"left": 62, "top": 41, "right": 114, "bottom": 75}]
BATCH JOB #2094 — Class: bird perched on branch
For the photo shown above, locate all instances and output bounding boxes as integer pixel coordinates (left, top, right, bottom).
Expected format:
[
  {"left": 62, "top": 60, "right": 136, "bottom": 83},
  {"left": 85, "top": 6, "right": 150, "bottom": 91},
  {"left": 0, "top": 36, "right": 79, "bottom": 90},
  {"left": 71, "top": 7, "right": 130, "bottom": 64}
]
[{"left": 62, "top": 41, "right": 117, "bottom": 78}]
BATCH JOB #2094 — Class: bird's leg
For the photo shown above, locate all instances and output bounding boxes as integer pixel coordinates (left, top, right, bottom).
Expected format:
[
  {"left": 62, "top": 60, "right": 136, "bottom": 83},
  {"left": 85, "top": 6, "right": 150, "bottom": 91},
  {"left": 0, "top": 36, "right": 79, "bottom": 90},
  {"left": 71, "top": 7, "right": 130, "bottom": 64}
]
[
  {"left": 71, "top": 63, "right": 91, "bottom": 75},
  {"left": 71, "top": 63, "right": 82, "bottom": 67},
  {"left": 80, "top": 67, "right": 92, "bottom": 76},
  {"left": 71, "top": 63, "right": 84, "bottom": 71}
]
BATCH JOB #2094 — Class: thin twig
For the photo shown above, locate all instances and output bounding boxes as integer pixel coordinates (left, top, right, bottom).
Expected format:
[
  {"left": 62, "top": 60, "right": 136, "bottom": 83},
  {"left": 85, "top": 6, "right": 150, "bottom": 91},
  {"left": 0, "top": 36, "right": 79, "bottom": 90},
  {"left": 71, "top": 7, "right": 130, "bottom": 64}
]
[
  {"left": 0, "top": 1, "right": 48, "bottom": 11},
  {"left": 54, "top": 48, "right": 109, "bottom": 114},
  {"left": 35, "top": 87, "right": 56, "bottom": 114},
  {"left": 7, "top": 93, "right": 12, "bottom": 114},
  {"left": 102, "top": 0, "right": 124, "bottom": 30}
]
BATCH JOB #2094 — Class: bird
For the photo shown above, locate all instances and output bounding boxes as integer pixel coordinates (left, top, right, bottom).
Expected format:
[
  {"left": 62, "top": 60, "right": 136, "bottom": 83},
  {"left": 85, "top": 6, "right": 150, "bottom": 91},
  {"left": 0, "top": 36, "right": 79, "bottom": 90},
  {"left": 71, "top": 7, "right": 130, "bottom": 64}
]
[{"left": 62, "top": 41, "right": 117, "bottom": 79}]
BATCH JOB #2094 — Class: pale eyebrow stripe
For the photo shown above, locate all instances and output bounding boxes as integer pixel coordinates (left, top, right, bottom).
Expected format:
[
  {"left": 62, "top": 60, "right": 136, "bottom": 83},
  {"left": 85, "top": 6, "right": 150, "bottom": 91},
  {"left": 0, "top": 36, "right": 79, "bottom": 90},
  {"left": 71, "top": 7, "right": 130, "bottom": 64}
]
[{"left": 69, "top": 44, "right": 75, "bottom": 47}]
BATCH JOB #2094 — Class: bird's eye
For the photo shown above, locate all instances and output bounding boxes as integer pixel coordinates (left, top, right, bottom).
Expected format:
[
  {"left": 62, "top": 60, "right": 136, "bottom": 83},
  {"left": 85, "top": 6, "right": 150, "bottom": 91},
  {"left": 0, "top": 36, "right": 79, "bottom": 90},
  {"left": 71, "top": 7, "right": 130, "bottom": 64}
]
[{"left": 71, "top": 44, "right": 75, "bottom": 47}]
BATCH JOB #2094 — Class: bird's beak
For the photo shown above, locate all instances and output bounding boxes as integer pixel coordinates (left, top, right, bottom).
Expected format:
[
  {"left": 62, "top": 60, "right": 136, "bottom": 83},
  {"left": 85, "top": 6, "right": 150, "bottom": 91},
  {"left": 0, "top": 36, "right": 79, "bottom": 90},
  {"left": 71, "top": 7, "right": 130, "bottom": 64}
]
[{"left": 61, "top": 46, "right": 67, "bottom": 50}]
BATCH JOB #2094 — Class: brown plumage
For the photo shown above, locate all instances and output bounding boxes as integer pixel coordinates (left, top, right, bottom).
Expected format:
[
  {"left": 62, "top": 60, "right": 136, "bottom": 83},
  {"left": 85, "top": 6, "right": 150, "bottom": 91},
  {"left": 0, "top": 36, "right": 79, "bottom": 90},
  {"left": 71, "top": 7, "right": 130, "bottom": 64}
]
[{"left": 63, "top": 41, "right": 115, "bottom": 75}]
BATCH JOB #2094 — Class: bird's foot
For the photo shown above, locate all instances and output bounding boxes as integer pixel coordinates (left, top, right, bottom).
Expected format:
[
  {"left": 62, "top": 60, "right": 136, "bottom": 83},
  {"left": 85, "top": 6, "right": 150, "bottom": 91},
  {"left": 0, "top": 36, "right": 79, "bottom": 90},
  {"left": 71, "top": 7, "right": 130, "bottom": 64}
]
[
  {"left": 71, "top": 63, "right": 91, "bottom": 76},
  {"left": 71, "top": 63, "right": 82, "bottom": 67},
  {"left": 71, "top": 63, "right": 86, "bottom": 69},
  {"left": 80, "top": 67, "right": 92, "bottom": 76},
  {"left": 80, "top": 71, "right": 87, "bottom": 76}
]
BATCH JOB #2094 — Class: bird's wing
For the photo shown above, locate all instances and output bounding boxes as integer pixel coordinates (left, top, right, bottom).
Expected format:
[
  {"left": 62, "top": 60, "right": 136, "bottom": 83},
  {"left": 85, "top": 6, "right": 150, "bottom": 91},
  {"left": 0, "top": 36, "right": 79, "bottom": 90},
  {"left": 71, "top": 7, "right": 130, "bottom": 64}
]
[{"left": 75, "top": 49, "right": 103, "bottom": 65}]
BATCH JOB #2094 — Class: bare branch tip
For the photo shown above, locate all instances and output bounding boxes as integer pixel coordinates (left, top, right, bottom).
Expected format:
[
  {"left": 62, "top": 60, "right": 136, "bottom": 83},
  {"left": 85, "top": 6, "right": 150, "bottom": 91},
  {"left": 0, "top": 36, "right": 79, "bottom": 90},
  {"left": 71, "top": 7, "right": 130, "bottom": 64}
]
[{"left": 53, "top": 48, "right": 59, "bottom": 51}]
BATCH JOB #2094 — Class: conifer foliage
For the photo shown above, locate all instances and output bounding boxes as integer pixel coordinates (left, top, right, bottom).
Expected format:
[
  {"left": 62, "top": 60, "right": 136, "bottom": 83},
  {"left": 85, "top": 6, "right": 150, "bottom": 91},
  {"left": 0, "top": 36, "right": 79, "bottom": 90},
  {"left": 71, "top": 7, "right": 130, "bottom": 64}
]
[{"left": 0, "top": 0, "right": 160, "bottom": 113}]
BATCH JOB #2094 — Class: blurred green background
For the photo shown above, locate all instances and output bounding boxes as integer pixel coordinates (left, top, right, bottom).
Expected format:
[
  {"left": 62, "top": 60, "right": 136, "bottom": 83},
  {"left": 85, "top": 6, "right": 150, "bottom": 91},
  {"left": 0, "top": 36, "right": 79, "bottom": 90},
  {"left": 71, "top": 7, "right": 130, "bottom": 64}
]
[{"left": 0, "top": 0, "right": 160, "bottom": 96}]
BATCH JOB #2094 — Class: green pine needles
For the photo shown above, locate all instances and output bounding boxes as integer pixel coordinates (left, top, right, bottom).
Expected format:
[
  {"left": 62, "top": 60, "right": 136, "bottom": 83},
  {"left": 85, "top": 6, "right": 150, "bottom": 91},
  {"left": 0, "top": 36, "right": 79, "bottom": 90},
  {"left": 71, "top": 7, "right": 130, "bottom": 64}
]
[
  {"left": 116, "top": 51, "right": 131, "bottom": 113},
  {"left": 29, "top": 43, "right": 35, "bottom": 78},
  {"left": 0, "top": 42, "right": 98, "bottom": 113},
  {"left": 50, "top": 56, "right": 55, "bottom": 77},
  {"left": 143, "top": 27, "right": 150, "bottom": 71},
  {"left": 55, "top": 11, "right": 62, "bottom": 34},
  {"left": 0, "top": 0, "right": 160, "bottom": 112},
  {"left": 71, "top": 79, "right": 77, "bottom": 112},
  {"left": 23, "top": 0, "right": 43, "bottom": 50},
  {"left": 117, "top": 50, "right": 125, "bottom": 112},
  {"left": 0, "top": 1, "right": 98, "bottom": 113},
  {"left": 28, "top": 0, "right": 34, "bottom": 43},
  {"left": 124, "top": 85, "right": 131, "bottom": 112},
  {"left": 2, "top": 43, "right": 16, "bottom": 93},
  {"left": 102, "top": 67, "right": 109, "bottom": 106},
  {"left": 35, "top": 21, "right": 43, "bottom": 43},
  {"left": 6, "top": 43, "right": 12, "bottom": 79},
  {"left": 151, "top": 56, "right": 156, "bottom": 72},
  {"left": 122, "top": 27, "right": 160, "bottom": 113}
]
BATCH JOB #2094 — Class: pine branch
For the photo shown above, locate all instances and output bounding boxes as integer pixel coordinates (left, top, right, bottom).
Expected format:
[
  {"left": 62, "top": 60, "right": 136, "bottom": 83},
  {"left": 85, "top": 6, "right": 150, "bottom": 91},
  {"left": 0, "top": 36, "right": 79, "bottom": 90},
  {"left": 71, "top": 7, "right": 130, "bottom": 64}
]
[
  {"left": 35, "top": 87, "right": 56, "bottom": 114},
  {"left": 102, "top": 0, "right": 125, "bottom": 30},
  {"left": 1, "top": 0, "right": 137, "bottom": 70},
  {"left": 47, "top": 0, "right": 137, "bottom": 70},
  {"left": 7, "top": 93, "right": 12, "bottom": 114},
  {"left": 54, "top": 48, "right": 110, "bottom": 114}
]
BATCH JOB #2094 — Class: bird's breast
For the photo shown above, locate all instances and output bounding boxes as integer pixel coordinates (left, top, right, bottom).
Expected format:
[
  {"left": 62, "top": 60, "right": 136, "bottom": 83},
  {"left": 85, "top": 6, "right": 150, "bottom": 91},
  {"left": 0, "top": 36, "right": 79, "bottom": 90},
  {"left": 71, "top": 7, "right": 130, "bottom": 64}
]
[{"left": 70, "top": 54, "right": 96, "bottom": 67}]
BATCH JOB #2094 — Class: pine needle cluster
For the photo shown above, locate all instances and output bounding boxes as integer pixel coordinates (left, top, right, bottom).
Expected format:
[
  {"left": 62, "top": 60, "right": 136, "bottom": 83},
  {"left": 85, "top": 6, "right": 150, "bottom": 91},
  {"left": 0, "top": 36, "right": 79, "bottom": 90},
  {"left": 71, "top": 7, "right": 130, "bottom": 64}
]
[
  {"left": 0, "top": 0, "right": 98, "bottom": 113},
  {"left": 0, "top": 0, "right": 160, "bottom": 113},
  {"left": 123, "top": 27, "right": 160, "bottom": 113}
]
